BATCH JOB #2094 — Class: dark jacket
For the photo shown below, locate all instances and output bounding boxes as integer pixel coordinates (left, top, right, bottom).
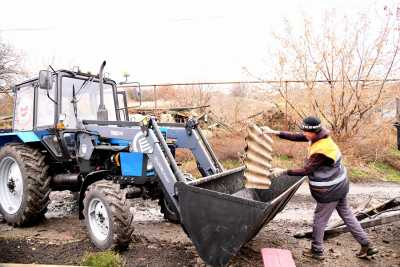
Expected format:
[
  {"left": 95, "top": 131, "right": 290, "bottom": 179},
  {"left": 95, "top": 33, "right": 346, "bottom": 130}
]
[{"left": 279, "top": 129, "right": 349, "bottom": 203}]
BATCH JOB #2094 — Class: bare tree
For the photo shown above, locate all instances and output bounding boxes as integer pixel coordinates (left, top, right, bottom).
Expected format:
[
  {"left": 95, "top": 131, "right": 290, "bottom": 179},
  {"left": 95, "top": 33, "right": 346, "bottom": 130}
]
[
  {"left": 175, "top": 84, "right": 212, "bottom": 107},
  {"left": 0, "top": 37, "right": 23, "bottom": 121},
  {"left": 271, "top": 8, "right": 400, "bottom": 137},
  {"left": 230, "top": 83, "right": 247, "bottom": 97},
  {"left": 0, "top": 37, "right": 23, "bottom": 92},
  {"left": 157, "top": 85, "right": 178, "bottom": 101}
]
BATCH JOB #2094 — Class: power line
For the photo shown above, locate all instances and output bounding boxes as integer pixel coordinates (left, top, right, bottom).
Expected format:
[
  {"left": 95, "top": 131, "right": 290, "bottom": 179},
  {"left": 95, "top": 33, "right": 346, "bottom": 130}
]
[{"left": 0, "top": 27, "right": 53, "bottom": 32}]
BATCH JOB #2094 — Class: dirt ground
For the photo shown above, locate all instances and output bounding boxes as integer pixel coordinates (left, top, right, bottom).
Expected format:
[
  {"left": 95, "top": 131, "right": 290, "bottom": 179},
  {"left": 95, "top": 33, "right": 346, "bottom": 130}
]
[{"left": 0, "top": 182, "right": 399, "bottom": 267}]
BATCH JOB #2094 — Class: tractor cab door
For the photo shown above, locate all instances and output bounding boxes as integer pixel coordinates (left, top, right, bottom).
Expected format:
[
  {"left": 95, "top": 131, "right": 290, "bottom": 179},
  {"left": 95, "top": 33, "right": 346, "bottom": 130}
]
[
  {"left": 13, "top": 84, "right": 35, "bottom": 131},
  {"left": 13, "top": 79, "right": 56, "bottom": 131}
]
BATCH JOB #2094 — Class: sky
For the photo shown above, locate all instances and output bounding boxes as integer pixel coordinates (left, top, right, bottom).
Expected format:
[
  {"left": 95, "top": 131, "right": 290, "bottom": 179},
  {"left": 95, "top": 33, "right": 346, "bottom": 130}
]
[{"left": 0, "top": 0, "right": 395, "bottom": 84}]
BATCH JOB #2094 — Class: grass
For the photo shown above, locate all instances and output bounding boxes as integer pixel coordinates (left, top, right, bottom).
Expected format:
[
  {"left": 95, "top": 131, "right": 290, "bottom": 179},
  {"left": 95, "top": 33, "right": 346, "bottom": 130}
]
[
  {"left": 370, "top": 161, "right": 400, "bottom": 182},
  {"left": 277, "top": 154, "right": 291, "bottom": 161},
  {"left": 272, "top": 155, "right": 297, "bottom": 169},
  {"left": 389, "top": 148, "right": 400, "bottom": 157},
  {"left": 81, "top": 251, "right": 123, "bottom": 267},
  {"left": 221, "top": 159, "right": 242, "bottom": 169},
  {"left": 348, "top": 167, "right": 371, "bottom": 180},
  {"left": 272, "top": 153, "right": 400, "bottom": 183}
]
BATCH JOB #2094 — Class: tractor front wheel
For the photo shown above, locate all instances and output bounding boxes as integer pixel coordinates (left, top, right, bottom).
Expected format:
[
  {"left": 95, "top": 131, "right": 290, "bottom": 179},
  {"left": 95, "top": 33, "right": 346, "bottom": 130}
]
[{"left": 83, "top": 180, "right": 134, "bottom": 250}]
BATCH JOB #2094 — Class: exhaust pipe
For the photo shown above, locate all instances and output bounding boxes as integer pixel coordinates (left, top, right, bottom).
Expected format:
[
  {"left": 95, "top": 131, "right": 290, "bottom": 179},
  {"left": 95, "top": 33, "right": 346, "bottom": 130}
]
[
  {"left": 51, "top": 173, "right": 81, "bottom": 191},
  {"left": 97, "top": 60, "right": 108, "bottom": 121}
]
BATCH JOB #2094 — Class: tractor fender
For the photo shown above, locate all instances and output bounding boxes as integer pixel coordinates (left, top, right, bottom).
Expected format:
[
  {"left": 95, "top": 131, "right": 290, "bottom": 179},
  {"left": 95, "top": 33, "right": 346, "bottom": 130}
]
[
  {"left": 78, "top": 170, "right": 111, "bottom": 219},
  {"left": 0, "top": 131, "right": 41, "bottom": 148}
]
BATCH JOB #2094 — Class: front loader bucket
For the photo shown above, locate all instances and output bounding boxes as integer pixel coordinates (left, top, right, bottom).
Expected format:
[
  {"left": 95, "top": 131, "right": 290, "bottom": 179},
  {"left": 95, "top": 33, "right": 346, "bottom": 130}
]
[{"left": 176, "top": 167, "right": 305, "bottom": 266}]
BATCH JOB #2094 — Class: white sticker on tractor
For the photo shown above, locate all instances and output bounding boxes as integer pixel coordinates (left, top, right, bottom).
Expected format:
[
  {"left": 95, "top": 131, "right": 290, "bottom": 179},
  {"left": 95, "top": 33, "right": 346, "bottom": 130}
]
[
  {"left": 110, "top": 130, "right": 124, "bottom": 136},
  {"left": 16, "top": 96, "right": 33, "bottom": 129},
  {"left": 132, "top": 132, "right": 153, "bottom": 153}
]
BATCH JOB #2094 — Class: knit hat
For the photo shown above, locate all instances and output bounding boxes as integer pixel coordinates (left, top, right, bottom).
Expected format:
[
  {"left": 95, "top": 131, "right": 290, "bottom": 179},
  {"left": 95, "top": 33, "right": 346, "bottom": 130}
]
[{"left": 300, "top": 116, "right": 322, "bottom": 132}]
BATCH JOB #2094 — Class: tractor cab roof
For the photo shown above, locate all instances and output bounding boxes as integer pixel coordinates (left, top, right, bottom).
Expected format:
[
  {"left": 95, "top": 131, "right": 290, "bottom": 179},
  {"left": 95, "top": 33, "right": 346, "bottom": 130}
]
[{"left": 14, "top": 69, "right": 117, "bottom": 90}]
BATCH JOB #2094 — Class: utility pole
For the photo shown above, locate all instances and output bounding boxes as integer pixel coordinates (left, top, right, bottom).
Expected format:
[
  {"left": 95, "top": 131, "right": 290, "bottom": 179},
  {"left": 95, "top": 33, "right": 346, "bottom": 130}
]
[{"left": 153, "top": 85, "right": 157, "bottom": 110}]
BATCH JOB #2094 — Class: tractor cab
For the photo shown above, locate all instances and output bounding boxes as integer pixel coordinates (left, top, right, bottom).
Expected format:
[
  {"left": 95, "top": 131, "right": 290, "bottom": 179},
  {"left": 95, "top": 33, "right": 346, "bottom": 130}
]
[{"left": 12, "top": 68, "right": 129, "bottom": 132}]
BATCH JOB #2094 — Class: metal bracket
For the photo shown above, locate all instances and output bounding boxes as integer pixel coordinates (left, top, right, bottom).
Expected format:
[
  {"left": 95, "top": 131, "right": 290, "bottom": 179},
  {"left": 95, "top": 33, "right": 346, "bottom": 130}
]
[{"left": 185, "top": 118, "right": 198, "bottom": 136}]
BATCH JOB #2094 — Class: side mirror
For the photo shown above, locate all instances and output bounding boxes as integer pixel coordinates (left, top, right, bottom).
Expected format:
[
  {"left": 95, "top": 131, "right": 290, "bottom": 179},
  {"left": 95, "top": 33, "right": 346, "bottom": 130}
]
[{"left": 38, "top": 70, "right": 53, "bottom": 90}]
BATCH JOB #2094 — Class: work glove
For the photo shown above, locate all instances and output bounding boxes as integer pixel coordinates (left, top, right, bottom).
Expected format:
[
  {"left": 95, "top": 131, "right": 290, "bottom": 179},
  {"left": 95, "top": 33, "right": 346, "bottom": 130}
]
[
  {"left": 268, "top": 167, "right": 288, "bottom": 179},
  {"left": 260, "top": 126, "right": 280, "bottom": 136}
]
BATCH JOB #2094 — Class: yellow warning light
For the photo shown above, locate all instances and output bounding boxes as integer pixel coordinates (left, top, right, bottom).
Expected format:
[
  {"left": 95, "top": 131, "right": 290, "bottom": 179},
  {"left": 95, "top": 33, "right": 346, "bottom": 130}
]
[{"left": 56, "top": 122, "right": 65, "bottom": 129}]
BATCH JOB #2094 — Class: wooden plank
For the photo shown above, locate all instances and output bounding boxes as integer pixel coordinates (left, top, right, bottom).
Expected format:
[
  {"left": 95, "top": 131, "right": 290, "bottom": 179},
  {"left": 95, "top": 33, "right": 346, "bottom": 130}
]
[
  {"left": 0, "top": 115, "right": 12, "bottom": 121},
  {"left": 321, "top": 212, "right": 400, "bottom": 237},
  {"left": 294, "top": 198, "right": 400, "bottom": 239},
  {"left": 261, "top": 248, "right": 296, "bottom": 267}
]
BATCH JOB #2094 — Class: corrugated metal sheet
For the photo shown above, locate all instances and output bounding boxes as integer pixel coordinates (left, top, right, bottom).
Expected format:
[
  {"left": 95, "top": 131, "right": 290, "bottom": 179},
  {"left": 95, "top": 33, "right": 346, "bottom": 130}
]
[{"left": 244, "top": 124, "right": 274, "bottom": 189}]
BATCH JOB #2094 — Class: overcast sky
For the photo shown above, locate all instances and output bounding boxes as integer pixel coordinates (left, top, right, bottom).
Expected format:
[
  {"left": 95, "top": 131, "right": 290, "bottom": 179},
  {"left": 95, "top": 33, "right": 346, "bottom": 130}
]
[{"left": 0, "top": 0, "right": 395, "bottom": 84}]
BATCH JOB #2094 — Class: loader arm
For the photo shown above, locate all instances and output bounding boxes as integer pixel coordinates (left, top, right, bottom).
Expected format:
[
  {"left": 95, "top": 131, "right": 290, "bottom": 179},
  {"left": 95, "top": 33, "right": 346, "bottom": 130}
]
[
  {"left": 82, "top": 118, "right": 224, "bottom": 214},
  {"left": 82, "top": 118, "right": 305, "bottom": 266}
]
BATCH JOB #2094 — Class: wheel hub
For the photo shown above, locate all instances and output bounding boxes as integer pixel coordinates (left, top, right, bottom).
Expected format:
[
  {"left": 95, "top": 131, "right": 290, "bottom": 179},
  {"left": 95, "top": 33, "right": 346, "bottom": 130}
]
[
  {"left": 96, "top": 212, "right": 105, "bottom": 223},
  {"left": 88, "top": 198, "right": 110, "bottom": 241},
  {"left": 7, "top": 178, "right": 16, "bottom": 193},
  {"left": 0, "top": 157, "right": 24, "bottom": 214}
]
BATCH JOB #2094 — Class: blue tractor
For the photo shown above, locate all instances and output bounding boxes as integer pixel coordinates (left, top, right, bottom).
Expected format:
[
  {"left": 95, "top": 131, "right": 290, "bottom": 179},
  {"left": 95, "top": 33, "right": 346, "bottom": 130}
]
[{"left": 0, "top": 61, "right": 305, "bottom": 266}]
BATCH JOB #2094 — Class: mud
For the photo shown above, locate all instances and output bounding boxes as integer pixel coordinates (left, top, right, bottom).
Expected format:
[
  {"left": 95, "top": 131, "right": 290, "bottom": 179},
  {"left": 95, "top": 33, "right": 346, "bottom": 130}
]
[{"left": 0, "top": 182, "right": 400, "bottom": 267}]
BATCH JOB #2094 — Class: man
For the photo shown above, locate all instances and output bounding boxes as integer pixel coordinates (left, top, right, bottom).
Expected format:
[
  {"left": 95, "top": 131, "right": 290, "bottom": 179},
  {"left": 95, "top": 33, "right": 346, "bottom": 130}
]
[{"left": 263, "top": 116, "right": 378, "bottom": 260}]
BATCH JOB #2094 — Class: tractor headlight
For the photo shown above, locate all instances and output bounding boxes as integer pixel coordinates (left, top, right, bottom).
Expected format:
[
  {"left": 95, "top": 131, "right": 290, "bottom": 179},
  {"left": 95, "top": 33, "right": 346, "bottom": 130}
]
[
  {"left": 42, "top": 135, "right": 62, "bottom": 157},
  {"left": 147, "top": 159, "right": 154, "bottom": 171}
]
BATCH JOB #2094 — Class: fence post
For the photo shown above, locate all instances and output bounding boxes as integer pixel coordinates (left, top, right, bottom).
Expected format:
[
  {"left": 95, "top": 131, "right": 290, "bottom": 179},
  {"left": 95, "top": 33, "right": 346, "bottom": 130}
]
[
  {"left": 395, "top": 97, "right": 400, "bottom": 150},
  {"left": 285, "top": 81, "right": 288, "bottom": 130},
  {"left": 153, "top": 85, "right": 157, "bottom": 110}
]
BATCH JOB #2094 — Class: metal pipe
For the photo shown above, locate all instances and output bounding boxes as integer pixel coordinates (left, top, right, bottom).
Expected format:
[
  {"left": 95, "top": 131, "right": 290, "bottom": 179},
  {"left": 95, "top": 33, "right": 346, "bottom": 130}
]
[
  {"left": 118, "top": 78, "right": 400, "bottom": 88},
  {"left": 51, "top": 173, "right": 80, "bottom": 186},
  {"left": 187, "top": 166, "right": 245, "bottom": 186},
  {"left": 196, "top": 126, "right": 224, "bottom": 172},
  {"left": 99, "top": 61, "right": 106, "bottom": 107},
  {"left": 150, "top": 117, "right": 186, "bottom": 182},
  {"left": 97, "top": 61, "right": 108, "bottom": 120}
]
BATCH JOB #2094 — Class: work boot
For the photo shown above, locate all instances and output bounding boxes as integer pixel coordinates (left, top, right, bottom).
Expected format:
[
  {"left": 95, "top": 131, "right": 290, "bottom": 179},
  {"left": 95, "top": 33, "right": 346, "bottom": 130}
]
[
  {"left": 356, "top": 244, "right": 379, "bottom": 258},
  {"left": 303, "top": 248, "right": 324, "bottom": 260}
]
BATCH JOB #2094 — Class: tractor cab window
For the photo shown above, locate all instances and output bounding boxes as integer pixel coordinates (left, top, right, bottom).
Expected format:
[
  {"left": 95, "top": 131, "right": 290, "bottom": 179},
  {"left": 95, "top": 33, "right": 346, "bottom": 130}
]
[
  {"left": 61, "top": 77, "right": 117, "bottom": 128},
  {"left": 37, "top": 77, "right": 56, "bottom": 128}
]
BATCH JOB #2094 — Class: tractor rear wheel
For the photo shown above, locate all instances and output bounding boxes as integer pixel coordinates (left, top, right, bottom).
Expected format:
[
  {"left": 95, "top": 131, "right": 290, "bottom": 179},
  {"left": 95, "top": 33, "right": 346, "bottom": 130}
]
[
  {"left": 0, "top": 144, "right": 50, "bottom": 226},
  {"left": 83, "top": 180, "right": 134, "bottom": 250}
]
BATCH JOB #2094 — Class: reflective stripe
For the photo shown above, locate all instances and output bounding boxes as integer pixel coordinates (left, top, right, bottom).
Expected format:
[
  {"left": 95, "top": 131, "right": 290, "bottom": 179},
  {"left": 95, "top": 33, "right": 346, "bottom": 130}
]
[
  {"left": 309, "top": 167, "right": 347, "bottom": 187},
  {"left": 302, "top": 124, "right": 321, "bottom": 130},
  {"left": 334, "top": 151, "right": 342, "bottom": 164}
]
